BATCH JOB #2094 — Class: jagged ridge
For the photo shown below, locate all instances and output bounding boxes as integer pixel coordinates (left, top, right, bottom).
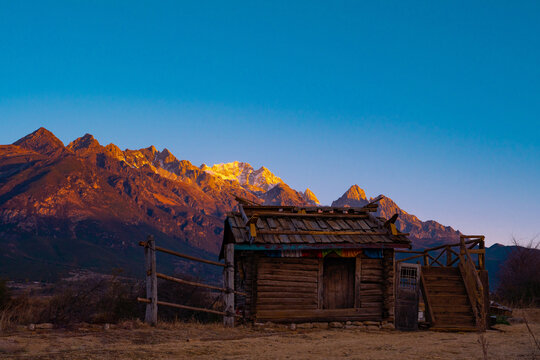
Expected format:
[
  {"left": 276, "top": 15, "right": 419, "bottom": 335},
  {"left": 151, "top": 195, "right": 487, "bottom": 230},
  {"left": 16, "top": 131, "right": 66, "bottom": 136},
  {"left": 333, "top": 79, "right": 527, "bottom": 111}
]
[
  {"left": 331, "top": 185, "right": 461, "bottom": 247},
  {"left": 0, "top": 128, "right": 469, "bottom": 281}
]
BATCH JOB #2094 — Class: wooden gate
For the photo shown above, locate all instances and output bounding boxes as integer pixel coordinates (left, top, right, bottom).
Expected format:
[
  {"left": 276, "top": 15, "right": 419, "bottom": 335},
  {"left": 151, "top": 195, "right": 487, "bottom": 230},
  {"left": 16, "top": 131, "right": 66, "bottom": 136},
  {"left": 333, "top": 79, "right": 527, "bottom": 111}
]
[{"left": 395, "top": 263, "right": 421, "bottom": 331}]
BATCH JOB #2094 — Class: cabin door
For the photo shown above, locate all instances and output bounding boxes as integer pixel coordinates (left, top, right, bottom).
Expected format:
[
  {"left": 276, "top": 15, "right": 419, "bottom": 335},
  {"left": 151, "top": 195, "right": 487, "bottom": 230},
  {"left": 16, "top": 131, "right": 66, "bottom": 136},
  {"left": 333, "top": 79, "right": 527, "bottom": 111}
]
[
  {"left": 395, "top": 263, "right": 421, "bottom": 331},
  {"left": 323, "top": 257, "right": 355, "bottom": 309}
]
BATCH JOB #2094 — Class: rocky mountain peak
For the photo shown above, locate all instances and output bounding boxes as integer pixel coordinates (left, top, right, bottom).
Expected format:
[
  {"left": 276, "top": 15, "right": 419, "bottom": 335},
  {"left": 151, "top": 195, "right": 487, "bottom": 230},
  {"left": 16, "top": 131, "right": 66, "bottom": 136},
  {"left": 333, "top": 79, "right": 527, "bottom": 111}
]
[
  {"left": 13, "top": 127, "right": 65, "bottom": 156},
  {"left": 104, "top": 143, "right": 124, "bottom": 160},
  {"left": 261, "top": 182, "right": 306, "bottom": 206},
  {"left": 249, "top": 166, "right": 283, "bottom": 191},
  {"left": 303, "top": 188, "right": 320, "bottom": 205},
  {"left": 375, "top": 195, "right": 461, "bottom": 247},
  {"left": 331, "top": 184, "right": 368, "bottom": 207},
  {"left": 156, "top": 148, "right": 177, "bottom": 165},
  {"left": 376, "top": 196, "right": 406, "bottom": 218},
  {"left": 67, "top": 134, "right": 102, "bottom": 154},
  {"left": 346, "top": 185, "right": 367, "bottom": 200}
]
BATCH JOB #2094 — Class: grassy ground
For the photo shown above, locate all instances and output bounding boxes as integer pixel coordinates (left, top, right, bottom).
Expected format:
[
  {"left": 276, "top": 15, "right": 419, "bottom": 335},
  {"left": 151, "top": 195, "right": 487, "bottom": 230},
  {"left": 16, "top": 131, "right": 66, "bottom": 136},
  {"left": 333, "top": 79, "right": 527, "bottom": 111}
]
[{"left": 0, "top": 309, "right": 538, "bottom": 360}]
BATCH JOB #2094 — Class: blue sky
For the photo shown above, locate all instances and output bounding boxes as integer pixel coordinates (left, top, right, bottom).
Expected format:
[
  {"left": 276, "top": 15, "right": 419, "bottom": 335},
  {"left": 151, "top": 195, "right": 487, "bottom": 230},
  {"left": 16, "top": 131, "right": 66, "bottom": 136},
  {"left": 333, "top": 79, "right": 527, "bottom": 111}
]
[{"left": 1, "top": 1, "right": 539, "bottom": 245}]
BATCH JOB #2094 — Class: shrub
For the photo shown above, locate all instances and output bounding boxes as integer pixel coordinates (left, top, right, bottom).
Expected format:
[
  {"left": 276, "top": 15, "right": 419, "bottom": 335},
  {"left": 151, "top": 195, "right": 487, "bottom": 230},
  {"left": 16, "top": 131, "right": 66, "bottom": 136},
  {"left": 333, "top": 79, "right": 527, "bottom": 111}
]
[
  {"left": 43, "top": 275, "right": 144, "bottom": 326},
  {"left": 0, "top": 294, "right": 49, "bottom": 331},
  {"left": 154, "top": 274, "right": 221, "bottom": 323},
  {"left": 1, "top": 270, "right": 221, "bottom": 329},
  {"left": 496, "top": 237, "right": 540, "bottom": 306}
]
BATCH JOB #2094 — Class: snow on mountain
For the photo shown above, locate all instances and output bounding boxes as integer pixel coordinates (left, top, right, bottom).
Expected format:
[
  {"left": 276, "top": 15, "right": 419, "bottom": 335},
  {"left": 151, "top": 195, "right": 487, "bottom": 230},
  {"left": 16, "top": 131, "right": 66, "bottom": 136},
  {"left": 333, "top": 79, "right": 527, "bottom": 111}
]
[{"left": 200, "top": 161, "right": 283, "bottom": 192}]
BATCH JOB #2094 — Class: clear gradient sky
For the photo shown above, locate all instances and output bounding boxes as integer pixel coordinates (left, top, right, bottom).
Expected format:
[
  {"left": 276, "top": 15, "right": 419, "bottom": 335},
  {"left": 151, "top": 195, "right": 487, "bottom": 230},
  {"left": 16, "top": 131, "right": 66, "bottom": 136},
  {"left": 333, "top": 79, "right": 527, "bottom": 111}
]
[{"left": 1, "top": 1, "right": 539, "bottom": 246}]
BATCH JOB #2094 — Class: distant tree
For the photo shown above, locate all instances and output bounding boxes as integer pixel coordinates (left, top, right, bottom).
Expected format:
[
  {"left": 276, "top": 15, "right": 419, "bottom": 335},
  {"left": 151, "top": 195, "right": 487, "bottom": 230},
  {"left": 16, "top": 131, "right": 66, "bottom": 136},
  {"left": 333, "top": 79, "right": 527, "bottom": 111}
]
[{"left": 496, "top": 237, "right": 540, "bottom": 306}]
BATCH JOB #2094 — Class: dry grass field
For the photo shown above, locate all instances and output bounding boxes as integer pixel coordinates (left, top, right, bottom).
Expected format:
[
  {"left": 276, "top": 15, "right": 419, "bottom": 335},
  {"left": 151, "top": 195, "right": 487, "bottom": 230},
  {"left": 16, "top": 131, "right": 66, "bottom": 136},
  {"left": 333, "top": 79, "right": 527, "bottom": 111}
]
[{"left": 0, "top": 309, "right": 538, "bottom": 360}]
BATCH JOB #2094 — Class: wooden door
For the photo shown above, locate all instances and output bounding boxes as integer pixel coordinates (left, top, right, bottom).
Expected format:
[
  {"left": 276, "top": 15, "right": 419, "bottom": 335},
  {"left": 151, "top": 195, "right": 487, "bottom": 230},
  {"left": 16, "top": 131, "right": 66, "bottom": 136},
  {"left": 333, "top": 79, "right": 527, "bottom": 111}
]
[
  {"left": 323, "top": 257, "right": 355, "bottom": 309},
  {"left": 395, "top": 263, "right": 421, "bottom": 331}
]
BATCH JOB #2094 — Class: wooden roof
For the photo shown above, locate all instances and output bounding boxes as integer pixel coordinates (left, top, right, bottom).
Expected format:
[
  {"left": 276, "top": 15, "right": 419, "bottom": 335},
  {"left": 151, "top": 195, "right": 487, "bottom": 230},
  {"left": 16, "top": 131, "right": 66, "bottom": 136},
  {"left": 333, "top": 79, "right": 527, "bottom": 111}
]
[{"left": 222, "top": 200, "right": 411, "bottom": 251}]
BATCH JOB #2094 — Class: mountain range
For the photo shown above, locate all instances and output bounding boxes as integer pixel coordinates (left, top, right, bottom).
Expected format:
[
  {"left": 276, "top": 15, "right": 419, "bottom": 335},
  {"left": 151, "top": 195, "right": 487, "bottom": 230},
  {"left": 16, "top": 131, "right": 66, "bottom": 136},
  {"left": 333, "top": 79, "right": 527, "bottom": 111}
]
[{"left": 0, "top": 128, "right": 505, "bottom": 282}]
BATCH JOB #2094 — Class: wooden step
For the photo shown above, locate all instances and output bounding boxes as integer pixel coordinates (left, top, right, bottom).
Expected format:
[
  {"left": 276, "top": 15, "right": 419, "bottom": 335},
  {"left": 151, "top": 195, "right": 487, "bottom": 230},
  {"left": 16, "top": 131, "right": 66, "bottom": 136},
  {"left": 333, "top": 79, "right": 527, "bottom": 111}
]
[
  {"left": 424, "top": 276, "right": 463, "bottom": 281},
  {"left": 434, "top": 314, "right": 475, "bottom": 326},
  {"left": 421, "top": 266, "right": 479, "bottom": 331},
  {"left": 434, "top": 321, "right": 476, "bottom": 329},
  {"left": 431, "top": 305, "right": 473, "bottom": 315},
  {"left": 426, "top": 287, "right": 467, "bottom": 295},
  {"left": 429, "top": 295, "right": 470, "bottom": 306},
  {"left": 420, "top": 266, "right": 482, "bottom": 332},
  {"left": 424, "top": 280, "right": 466, "bottom": 288},
  {"left": 422, "top": 267, "right": 460, "bottom": 276},
  {"left": 430, "top": 326, "right": 478, "bottom": 332},
  {"left": 423, "top": 274, "right": 463, "bottom": 282},
  {"left": 424, "top": 280, "right": 467, "bottom": 288},
  {"left": 425, "top": 285, "right": 467, "bottom": 295}
]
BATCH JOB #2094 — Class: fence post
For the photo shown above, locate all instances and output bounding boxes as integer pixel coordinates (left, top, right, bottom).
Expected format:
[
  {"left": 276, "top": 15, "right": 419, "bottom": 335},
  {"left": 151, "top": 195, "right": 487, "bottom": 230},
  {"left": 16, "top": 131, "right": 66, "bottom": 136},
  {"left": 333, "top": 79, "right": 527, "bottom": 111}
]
[
  {"left": 223, "top": 243, "right": 235, "bottom": 327},
  {"left": 478, "top": 238, "right": 485, "bottom": 270},
  {"left": 446, "top": 246, "right": 452, "bottom": 266},
  {"left": 145, "top": 235, "right": 158, "bottom": 326}
]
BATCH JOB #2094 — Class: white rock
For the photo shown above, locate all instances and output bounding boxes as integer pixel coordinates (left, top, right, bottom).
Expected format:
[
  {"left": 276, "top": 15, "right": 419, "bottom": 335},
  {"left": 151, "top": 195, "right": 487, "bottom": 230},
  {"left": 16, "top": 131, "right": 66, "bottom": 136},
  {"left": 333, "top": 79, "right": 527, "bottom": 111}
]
[{"left": 35, "top": 323, "right": 54, "bottom": 329}]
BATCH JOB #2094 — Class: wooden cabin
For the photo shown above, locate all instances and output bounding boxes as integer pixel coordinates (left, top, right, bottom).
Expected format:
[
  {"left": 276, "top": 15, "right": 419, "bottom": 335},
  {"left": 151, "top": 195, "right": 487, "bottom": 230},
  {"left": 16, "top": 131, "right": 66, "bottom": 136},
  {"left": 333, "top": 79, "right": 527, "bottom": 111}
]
[{"left": 219, "top": 200, "right": 411, "bottom": 325}]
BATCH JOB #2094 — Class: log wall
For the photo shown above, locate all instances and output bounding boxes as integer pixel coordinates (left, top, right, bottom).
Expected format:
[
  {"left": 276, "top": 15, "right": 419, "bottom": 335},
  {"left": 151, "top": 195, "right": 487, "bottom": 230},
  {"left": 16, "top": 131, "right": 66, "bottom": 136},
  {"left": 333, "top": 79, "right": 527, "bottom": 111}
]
[
  {"left": 383, "top": 249, "right": 395, "bottom": 323},
  {"left": 234, "top": 252, "right": 257, "bottom": 320},
  {"left": 256, "top": 258, "right": 319, "bottom": 312},
  {"left": 359, "top": 257, "right": 384, "bottom": 319},
  {"left": 234, "top": 250, "right": 395, "bottom": 323}
]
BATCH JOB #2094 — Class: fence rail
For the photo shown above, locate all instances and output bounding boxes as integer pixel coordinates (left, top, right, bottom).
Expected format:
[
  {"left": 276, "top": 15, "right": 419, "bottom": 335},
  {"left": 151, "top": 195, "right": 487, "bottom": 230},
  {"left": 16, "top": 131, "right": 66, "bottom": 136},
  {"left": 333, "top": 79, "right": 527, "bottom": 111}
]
[
  {"left": 136, "top": 235, "right": 238, "bottom": 327},
  {"left": 396, "top": 235, "right": 485, "bottom": 270},
  {"left": 137, "top": 297, "right": 229, "bottom": 316},
  {"left": 458, "top": 238, "right": 486, "bottom": 330},
  {"left": 155, "top": 272, "right": 247, "bottom": 296},
  {"left": 137, "top": 241, "right": 226, "bottom": 267}
]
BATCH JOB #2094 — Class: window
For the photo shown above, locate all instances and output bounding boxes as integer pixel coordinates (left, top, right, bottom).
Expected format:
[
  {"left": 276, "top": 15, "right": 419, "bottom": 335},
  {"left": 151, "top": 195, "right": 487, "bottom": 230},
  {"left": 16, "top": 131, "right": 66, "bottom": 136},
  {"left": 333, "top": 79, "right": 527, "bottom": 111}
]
[{"left": 399, "top": 266, "right": 418, "bottom": 289}]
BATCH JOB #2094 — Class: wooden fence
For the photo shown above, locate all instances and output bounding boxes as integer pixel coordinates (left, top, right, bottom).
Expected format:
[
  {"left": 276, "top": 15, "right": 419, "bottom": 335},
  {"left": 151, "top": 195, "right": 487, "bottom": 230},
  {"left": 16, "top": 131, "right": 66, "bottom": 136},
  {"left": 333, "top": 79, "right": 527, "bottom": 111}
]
[
  {"left": 395, "top": 235, "right": 486, "bottom": 270},
  {"left": 136, "top": 235, "right": 241, "bottom": 327}
]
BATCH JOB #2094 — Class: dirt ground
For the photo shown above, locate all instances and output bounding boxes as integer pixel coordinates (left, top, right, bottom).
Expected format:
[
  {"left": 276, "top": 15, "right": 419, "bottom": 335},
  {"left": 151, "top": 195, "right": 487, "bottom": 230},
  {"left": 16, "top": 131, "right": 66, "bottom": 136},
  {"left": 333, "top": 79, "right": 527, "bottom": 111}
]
[{"left": 1, "top": 309, "right": 539, "bottom": 360}]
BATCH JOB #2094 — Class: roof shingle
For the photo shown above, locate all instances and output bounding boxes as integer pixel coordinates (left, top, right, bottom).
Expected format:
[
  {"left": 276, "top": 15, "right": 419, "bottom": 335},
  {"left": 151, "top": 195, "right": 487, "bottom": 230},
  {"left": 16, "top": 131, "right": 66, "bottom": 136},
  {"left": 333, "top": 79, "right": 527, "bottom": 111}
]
[{"left": 224, "top": 203, "right": 411, "bottom": 247}]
